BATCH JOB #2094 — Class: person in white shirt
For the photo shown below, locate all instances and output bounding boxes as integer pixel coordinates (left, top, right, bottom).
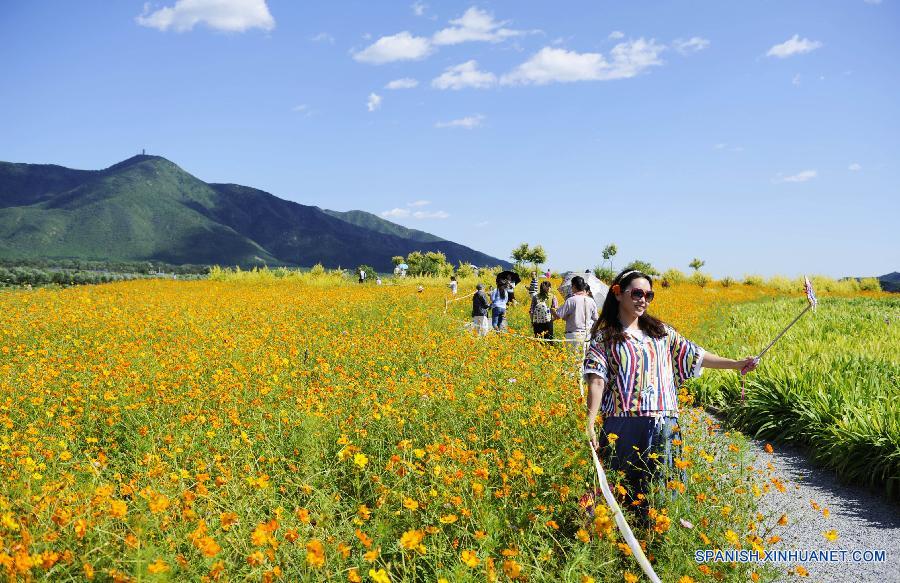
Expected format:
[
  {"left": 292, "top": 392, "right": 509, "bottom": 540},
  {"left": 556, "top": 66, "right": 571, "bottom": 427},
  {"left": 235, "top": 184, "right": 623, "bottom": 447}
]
[{"left": 553, "top": 275, "right": 598, "bottom": 357}]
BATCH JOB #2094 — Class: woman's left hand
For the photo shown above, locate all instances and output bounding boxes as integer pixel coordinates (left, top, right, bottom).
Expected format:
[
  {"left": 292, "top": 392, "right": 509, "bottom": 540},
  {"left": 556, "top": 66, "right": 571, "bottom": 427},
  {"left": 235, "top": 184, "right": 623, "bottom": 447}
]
[{"left": 737, "top": 356, "right": 759, "bottom": 374}]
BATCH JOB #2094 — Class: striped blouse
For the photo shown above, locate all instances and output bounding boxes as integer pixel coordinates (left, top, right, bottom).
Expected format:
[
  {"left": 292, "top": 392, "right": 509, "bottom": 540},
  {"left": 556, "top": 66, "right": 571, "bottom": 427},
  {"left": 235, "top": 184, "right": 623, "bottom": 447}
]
[{"left": 582, "top": 325, "right": 705, "bottom": 417}]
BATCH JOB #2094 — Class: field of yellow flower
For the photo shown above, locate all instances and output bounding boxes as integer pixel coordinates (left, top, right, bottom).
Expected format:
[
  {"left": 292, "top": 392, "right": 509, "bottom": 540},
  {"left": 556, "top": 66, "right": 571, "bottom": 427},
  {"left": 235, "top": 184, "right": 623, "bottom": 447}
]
[{"left": 0, "top": 276, "right": 878, "bottom": 581}]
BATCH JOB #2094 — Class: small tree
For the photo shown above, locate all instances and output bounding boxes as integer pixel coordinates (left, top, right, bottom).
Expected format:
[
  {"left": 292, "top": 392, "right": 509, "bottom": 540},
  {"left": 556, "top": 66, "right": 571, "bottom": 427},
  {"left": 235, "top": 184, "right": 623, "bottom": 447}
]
[
  {"left": 602, "top": 244, "right": 618, "bottom": 271},
  {"left": 593, "top": 266, "right": 616, "bottom": 283},
  {"left": 456, "top": 262, "right": 475, "bottom": 278},
  {"left": 391, "top": 256, "right": 405, "bottom": 267},
  {"left": 526, "top": 245, "right": 548, "bottom": 270},
  {"left": 689, "top": 258, "right": 706, "bottom": 272},
  {"left": 510, "top": 243, "right": 530, "bottom": 264},
  {"left": 511, "top": 243, "right": 548, "bottom": 271}
]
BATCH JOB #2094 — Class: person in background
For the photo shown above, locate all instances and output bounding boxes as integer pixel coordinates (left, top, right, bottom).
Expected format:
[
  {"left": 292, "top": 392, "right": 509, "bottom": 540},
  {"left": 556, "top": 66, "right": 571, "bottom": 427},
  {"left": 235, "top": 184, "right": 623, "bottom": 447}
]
[
  {"left": 544, "top": 269, "right": 551, "bottom": 279},
  {"left": 359, "top": 268, "right": 366, "bottom": 284},
  {"left": 583, "top": 269, "right": 758, "bottom": 525},
  {"left": 528, "top": 272, "right": 539, "bottom": 296},
  {"left": 506, "top": 279, "right": 517, "bottom": 306},
  {"left": 449, "top": 275, "right": 458, "bottom": 295},
  {"left": 553, "top": 276, "right": 598, "bottom": 357},
  {"left": 471, "top": 283, "right": 491, "bottom": 337},
  {"left": 530, "top": 280, "right": 558, "bottom": 339},
  {"left": 376, "top": 277, "right": 382, "bottom": 285},
  {"left": 490, "top": 279, "right": 509, "bottom": 331},
  {"left": 417, "top": 285, "right": 424, "bottom": 293}
]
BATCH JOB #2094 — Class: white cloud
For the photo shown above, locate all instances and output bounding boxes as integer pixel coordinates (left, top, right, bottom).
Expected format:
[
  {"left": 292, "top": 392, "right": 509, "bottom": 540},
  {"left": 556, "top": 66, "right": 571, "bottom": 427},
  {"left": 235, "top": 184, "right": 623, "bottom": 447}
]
[
  {"left": 714, "top": 143, "right": 726, "bottom": 149},
  {"left": 292, "top": 104, "right": 309, "bottom": 112},
  {"left": 864, "top": 0, "right": 882, "bottom": 4},
  {"left": 408, "top": 200, "right": 430, "bottom": 207},
  {"left": 673, "top": 36, "right": 710, "bottom": 55},
  {"left": 412, "top": 210, "right": 449, "bottom": 219},
  {"left": 310, "top": 32, "right": 334, "bottom": 44},
  {"left": 381, "top": 206, "right": 448, "bottom": 219},
  {"left": 849, "top": 163, "right": 862, "bottom": 171},
  {"left": 366, "top": 93, "right": 382, "bottom": 112},
  {"left": 475, "top": 220, "right": 490, "bottom": 227},
  {"left": 435, "top": 114, "right": 485, "bottom": 129},
  {"left": 779, "top": 170, "right": 817, "bottom": 183},
  {"left": 432, "top": 60, "right": 497, "bottom": 90},
  {"left": 353, "top": 31, "right": 433, "bottom": 64},
  {"left": 766, "top": 35, "right": 822, "bottom": 58},
  {"left": 411, "top": 1, "right": 426, "bottom": 16},
  {"left": 432, "top": 7, "right": 527, "bottom": 45},
  {"left": 792, "top": 74, "right": 802, "bottom": 86},
  {"left": 501, "top": 39, "right": 665, "bottom": 86},
  {"left": 608, "top": 30, "right": 625, "bottom": 40},
  {"left": 385, "top": 78, "right": 419, "bottom": 90},
  {"left": 136, "top": 0, "right": 275, "bottom": 32}
]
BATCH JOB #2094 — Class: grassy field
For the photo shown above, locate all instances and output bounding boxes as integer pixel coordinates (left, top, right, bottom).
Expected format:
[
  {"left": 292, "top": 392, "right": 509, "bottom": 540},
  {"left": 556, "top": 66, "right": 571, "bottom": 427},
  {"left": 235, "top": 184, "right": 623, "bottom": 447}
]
[
  {"left": 0, "top": 278, "right": 807, "bottom": 582},
  {"left": 689, "top": 295, "right": 900, "bottom": 498}
]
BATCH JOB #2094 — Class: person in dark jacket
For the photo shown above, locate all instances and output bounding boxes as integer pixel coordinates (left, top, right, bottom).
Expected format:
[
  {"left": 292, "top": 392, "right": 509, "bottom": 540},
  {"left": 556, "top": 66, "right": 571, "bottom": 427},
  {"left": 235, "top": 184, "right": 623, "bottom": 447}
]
[{"left": 471, "top": 283, "right": 491, "bottom": 336}]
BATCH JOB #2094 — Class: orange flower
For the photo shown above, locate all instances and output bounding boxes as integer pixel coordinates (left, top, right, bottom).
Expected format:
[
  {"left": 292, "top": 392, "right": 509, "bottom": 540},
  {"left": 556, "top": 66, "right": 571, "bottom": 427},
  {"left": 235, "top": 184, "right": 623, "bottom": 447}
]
[
  {"left": 306, "top": 539, "right": 325, "bottom": 568},
  {"left": 147, "top": 559, "right": 169, "bottom": 574},
  {"left": 399, "top": 529, "right": 425, "bottom": 550},
  {"left": 220, "top": 512, "right": 238, "bottom": 530},
  {"left": 461, "top": 549, "right": 480, "bottom": 568}
]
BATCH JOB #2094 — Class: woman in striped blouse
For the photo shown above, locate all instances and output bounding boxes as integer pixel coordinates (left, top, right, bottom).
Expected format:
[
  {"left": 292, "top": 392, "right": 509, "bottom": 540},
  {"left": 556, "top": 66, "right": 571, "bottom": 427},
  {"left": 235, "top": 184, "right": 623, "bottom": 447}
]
[{"left": 583, "top": 269, "right": 757, "bottom": 520}]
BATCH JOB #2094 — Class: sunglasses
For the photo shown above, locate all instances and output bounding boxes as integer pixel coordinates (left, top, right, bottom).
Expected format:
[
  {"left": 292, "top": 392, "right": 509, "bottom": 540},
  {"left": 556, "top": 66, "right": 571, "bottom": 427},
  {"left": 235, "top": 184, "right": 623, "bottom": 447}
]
[{"left": 628, "top": 288, "right": 655, "bottom": 302}]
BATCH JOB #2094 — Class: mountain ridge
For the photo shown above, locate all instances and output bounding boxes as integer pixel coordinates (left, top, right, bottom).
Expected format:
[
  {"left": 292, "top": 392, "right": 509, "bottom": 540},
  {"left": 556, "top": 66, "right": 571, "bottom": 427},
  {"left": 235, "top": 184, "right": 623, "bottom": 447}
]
[{"left": 0, "top": 155, "right": 509, "bottom": 271}]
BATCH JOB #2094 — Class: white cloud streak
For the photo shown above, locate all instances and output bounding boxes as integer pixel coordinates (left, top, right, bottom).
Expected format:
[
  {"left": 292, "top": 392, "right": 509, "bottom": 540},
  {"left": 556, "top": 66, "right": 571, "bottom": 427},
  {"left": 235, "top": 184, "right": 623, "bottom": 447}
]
[
  {"left": 500, "top": 39, "right": 665, "bottom": 85},
  {"left": 766, "top": 35, "right": 822, "bottom": 58},
  {"left": 353, "top": 31, "right": 433, "bottom": 64},
  {"left": 385, "top": 78, "right": 419, "bottom": 89},
  {"left": 432, "top": 60, "right": 497, "bottom": 90},
  {"left": 310, "top": 32, "right": 334, "bottom": 44},
  {"left": 432, "top": 7, "right": 528, "bottom": 45},
  {"left": 848, "top": 163, "right": 862, "bottom": 171},
  {"left": 136, "top": 0, "right": 275, "bottom": 32},
  {"left": 779, "top": 170, "right": 817, "bottom": 183},
  {"left": 673, "top": 36, "right": 710, "bottom": 55},
  {"left": 366, "top": 93, "right": 382, "bottom": 112},
  {"left": 435, "top": 114, "right": 485, "bottom": 129},
  {"left": 381, "top": 207, "right": 448, "bottom": 219}
]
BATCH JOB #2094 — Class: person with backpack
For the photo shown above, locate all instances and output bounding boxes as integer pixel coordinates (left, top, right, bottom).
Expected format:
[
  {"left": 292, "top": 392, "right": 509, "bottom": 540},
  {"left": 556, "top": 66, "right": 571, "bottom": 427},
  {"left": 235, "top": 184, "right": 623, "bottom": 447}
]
[
  {"left": 583, "top": 269, "right": 758, "bottom": 524},
  {"left": 490, "top": 279, "right": 509, "bottom": 331},
  {"left": 553, "top": 276, "right": 598, "bottom": 356},
  {"left": 530, "top": 280, "right": 558, "bottom": 339}
]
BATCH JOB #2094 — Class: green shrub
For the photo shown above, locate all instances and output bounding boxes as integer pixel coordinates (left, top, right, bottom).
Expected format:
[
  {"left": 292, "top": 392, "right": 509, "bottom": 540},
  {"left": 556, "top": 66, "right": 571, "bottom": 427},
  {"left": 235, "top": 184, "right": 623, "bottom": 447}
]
[
  {"left": 661, "top": 268, "right": 687, "bottom": 287},
  {"left": 689, "top": 271, "right": 711, "bottom": 287},
  {"left": 859, "top": 277, "right": 881, "bottom": 292}
]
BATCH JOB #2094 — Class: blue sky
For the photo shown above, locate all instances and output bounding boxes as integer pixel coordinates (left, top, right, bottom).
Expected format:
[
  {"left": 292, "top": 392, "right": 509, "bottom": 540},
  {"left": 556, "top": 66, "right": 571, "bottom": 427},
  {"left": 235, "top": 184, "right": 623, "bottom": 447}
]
[{"left": 1, "top": 0, "right": 897, "bottom": 278}]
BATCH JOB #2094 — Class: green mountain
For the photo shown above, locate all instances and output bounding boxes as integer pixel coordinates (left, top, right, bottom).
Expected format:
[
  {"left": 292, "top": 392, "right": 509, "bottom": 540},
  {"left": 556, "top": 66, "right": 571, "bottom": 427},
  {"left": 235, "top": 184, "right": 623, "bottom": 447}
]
[
  {"left": 322, "top": 209, "right": 445, "bottom": 243},
  {"left": 0, "top": 155, "right": 508, "bottom": 271}
]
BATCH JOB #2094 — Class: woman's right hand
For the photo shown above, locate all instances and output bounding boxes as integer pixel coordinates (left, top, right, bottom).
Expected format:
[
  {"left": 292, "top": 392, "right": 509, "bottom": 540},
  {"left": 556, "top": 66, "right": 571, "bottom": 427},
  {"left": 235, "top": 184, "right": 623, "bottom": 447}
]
[{"left": 587, "top": 424, "right": 599, "bottom": 451}]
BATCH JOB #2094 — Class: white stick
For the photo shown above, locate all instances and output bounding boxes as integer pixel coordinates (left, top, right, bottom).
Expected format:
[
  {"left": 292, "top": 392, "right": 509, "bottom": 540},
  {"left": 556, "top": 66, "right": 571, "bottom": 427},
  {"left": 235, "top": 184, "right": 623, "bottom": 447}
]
[
  {"left": 589, "top": 443, "right": 662, "bottom": 583},
  {"left": 757, "top": 304, "right": 811, "bottom": 360}
]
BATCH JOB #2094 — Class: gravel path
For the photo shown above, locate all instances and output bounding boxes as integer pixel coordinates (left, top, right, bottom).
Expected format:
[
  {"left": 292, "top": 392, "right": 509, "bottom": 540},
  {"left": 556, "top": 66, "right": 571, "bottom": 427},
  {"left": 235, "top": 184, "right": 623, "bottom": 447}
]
[{"left": 707, "top": 411, "right": 900, "bottom": 582}]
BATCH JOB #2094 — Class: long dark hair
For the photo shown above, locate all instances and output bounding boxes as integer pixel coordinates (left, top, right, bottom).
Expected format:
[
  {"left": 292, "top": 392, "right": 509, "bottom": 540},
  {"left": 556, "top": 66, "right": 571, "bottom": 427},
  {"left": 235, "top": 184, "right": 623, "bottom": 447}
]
[
  {"left": 495, "top": 278, "right": 508, "bottom": 299},
  {"left": 591, "top": 269, "right": 666, "bottom": 342}
]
